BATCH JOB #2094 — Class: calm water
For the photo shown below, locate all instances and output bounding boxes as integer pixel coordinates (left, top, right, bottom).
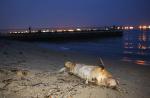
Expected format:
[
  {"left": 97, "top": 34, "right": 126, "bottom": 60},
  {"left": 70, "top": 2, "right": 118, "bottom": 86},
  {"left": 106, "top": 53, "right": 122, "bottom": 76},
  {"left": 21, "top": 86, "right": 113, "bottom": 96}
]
[{"left": 39, "top": 30, "right": 150, "bottom": 66}]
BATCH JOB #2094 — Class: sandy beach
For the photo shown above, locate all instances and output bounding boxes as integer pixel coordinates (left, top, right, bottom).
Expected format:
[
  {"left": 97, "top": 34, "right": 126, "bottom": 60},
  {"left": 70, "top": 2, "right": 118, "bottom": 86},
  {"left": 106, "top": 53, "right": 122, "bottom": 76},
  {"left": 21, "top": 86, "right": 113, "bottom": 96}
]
[{"left": 0, "top": 39, "right": 150, "bottom": 98}]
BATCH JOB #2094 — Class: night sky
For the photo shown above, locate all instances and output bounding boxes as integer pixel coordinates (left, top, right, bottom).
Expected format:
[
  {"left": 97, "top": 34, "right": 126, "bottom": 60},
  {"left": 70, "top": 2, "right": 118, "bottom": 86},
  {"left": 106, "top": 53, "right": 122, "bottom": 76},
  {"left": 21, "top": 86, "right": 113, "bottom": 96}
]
[{"left": 0, "top": 0, "right": 150, "bottom": 29}]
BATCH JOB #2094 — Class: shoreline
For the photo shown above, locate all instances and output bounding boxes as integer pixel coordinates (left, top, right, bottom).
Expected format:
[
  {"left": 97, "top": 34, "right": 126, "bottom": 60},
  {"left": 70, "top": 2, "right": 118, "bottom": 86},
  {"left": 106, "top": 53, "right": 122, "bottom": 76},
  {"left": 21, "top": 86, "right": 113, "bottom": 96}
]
[{"left": 0, "top": 39, "right": 150, "bottom": 98}]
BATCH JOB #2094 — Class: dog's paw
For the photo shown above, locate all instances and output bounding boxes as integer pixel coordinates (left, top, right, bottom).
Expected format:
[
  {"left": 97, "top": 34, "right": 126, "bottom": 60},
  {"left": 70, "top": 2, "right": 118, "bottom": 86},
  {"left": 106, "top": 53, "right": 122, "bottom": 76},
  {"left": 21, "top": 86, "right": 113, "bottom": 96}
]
[{"left": 58, "top": 67, "right": 67, "bottom": 73}]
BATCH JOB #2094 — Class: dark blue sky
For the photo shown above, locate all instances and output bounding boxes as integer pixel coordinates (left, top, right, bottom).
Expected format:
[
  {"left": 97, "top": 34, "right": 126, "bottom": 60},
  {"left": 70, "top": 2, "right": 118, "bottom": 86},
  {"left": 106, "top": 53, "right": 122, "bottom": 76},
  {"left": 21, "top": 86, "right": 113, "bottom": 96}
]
[{"left": 0, "top": 0, "right": 150, "bottom": 29}]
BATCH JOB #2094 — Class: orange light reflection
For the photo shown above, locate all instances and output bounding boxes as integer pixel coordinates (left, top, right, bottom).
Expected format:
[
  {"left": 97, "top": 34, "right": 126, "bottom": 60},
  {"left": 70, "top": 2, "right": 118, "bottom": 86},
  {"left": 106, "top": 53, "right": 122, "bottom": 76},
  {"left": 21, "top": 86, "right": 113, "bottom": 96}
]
[{"left": 135, "top": 60, "right": 146, "bottom": 65}]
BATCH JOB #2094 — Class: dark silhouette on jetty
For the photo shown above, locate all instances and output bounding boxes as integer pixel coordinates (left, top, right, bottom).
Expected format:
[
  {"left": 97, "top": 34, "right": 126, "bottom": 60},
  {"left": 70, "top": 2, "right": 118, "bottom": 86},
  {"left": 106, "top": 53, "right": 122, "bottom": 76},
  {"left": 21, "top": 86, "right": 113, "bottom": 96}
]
[{"left": 0, "top": 28, "right": 123, "bottom": 41}]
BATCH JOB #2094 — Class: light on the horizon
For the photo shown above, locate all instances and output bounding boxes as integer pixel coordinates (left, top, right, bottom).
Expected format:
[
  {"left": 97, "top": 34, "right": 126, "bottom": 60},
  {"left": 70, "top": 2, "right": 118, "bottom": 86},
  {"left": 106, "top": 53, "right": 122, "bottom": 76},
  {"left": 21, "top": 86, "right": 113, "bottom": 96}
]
[
  {"left": 42, "top": 30, "right": 46, "bottom": 32},
  {"left": 57, "top": 30, "right": 63, "bottom": 32},
  {"left": 138, "top": 43, "right": 147, "bottom": 50},
  {"left": 143, "top": 26, "right": 147, "bottom": 29},
  {"left": 31, "top": 30, "right": 37, "bottom": 33},
  {"left": 117, "top": 27, "right": 120, "bottom": 30},
  {"left": 68, "top": 29, "right": 74, "bottom": 32},
  {"left": 129, "top": 26, "right": 134, "bottom": 30},
  {"left": 76, "top": 28, "right": 81, "bottom": 31},
  {"left": 63, "top": 30, "right": 66, "bottom": 32},
  {"left": 124, "top": 27, "right": 129, "bottom": 30},
  {"left": 42, "top": 29, "right": 49, "bottom": 32},
  {"left": 148, "top": 25, "right": 150, "bottom": 29},
  {"left": 51, "top": 30, "right": 55, "bottom": 32}
]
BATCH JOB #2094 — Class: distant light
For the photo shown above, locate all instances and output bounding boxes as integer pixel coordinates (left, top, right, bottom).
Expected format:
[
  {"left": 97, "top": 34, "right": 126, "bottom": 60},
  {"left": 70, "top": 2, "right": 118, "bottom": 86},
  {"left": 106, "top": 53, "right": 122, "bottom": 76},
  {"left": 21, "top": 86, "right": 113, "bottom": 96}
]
[
  {"left": 105, "top": 28, "right": 109, "bottom": 30},
  {"left": 129, "top": 26, "right": 134, "bottom": 30},
  {"left": 42, "top": 30, "right": 49, "bottom": 32},
  {"left": 138, "top": 44, "right": 147, "bottom": 50},
  {"left": 57, "top": 30, "right": 63, "bottom": 32},
  {"left": 143, "top": 26, "right": 147, "bottom": 29},
  {"left": 87, "top": 29, "right": 91, "bottom": 31},
  {"left": 93, "top": 29, "right": 97, "bottom": 31},
  {"left": 68, "top": 29, "right": 74, "bottom": 32},
  {"left": 139, "top": 26, "right": 142, "bottom": 29},
  {"left": 31, "top": 30, "right": 37, "bottom": 33},
  {"left": 42, "top": 30, "right": 46, "bottom": 32},
  {"left": 124, "top": 27, "right": 129, "bottom": 30},
  {"left": 51, "top": 30, "right": 55, "bottom": 32},
  {"left": 46, "top": 30, "right": 49, "bottom": 32},
  {"left": 76, "top": 28, "right": 81, "bottom": 31},
  {"left": 117, "top": 27, "right": 120, "bottom": 30},
  {"left": 141, "top": 46, "right": 147, "bottom": 50},
  {"left": 148, "top": 25, "right": 150, "bottom": 29}
]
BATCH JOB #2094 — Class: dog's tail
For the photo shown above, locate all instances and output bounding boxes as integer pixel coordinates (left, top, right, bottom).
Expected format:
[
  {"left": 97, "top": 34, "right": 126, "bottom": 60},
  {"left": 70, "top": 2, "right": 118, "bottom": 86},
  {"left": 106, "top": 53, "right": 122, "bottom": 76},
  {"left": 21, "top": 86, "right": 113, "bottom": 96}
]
[{"left": 98, "top": 57, "right": 105, "bottom": 69}]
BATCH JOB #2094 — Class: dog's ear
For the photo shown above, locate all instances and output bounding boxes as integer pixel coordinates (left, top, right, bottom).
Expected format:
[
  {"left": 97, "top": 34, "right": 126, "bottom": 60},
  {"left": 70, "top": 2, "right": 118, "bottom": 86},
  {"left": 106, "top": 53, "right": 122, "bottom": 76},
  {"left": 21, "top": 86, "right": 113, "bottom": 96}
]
[
  {"left": 71, "top": 61, "right": 76, "bottom": 67},
  {"left": 65, "top": 61, "right": 76, "bottom": 68},
  {"left": 97, "top": 58, "right": 105, "bottom": 69}
]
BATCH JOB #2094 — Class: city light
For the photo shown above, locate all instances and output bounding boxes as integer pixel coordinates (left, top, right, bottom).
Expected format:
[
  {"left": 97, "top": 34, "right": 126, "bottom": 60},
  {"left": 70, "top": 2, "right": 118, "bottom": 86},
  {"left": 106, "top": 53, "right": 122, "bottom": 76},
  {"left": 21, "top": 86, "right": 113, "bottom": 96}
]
[
  {"left": 143, "top": 26, "right": 147, "bottom": 29},
  {"left": 139, "top": 26, "right": 142, "bottom": 29},
  {"left": 6, "top": 25, "right": 150, "bottom": 34},
  {"left": 56, "top": 30, "right": 63, "bottom": 32},
  {"left": 117, "top": 27, "right": 120, "bottom": 30},
  {"left": 138, "top": 25, "right": 150, "bottom": 29},
  {"left": 76, "top": 28, "right": 81, "bottom": 31},
  {"left": 129, "top": 26, "right": 134, "bottom": 30},
  {"left": 42, "top": 30, "right": 46, "bottom": 32},
  {"left": 42, "top": 30, "right": 49, "bottom": 32},
  {"left": 51, "top": 30, "right": 55, "bottom": 32},
  {"left": 68, "top": 29, "right": 74, "bottom": 32},
  {"left": 124, "top": 27, "right": 129, "bottom": 30}
]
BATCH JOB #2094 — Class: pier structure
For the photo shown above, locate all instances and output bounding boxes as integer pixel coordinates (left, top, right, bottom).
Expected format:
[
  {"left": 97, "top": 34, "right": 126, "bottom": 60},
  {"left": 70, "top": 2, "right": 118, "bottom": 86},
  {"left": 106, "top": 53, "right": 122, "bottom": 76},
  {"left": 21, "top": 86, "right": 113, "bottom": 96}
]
[{"left": 0, "top": 26, "right": 123, "bottom": 41}]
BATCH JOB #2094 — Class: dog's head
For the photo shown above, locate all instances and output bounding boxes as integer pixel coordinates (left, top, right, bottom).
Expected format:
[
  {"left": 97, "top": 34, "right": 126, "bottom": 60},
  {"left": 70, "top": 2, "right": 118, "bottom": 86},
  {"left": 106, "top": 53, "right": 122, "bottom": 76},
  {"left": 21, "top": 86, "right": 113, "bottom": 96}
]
[
  {"left": 94, "top": 68, "right": 119, "bottom": 88},
  {"left": 106, "top": 78, "right": 119, "bottom": 89},
  {"left": 65, "top": 61, "right": 76, "bottom": 71}
]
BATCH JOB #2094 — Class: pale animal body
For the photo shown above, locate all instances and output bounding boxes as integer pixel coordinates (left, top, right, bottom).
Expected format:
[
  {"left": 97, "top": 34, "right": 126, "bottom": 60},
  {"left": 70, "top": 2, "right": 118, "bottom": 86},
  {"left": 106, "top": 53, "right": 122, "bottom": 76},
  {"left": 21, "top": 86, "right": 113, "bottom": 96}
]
[{"left": 64, "top": 61, "right": 119, "bottom": 88}]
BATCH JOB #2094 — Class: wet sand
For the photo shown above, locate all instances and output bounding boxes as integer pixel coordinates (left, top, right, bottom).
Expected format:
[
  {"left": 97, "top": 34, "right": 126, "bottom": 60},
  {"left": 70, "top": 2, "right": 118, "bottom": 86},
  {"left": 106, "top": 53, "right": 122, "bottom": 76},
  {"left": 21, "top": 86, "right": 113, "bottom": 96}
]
[{"left": 0, "top": 39, "right": 150, "bottom": 98}]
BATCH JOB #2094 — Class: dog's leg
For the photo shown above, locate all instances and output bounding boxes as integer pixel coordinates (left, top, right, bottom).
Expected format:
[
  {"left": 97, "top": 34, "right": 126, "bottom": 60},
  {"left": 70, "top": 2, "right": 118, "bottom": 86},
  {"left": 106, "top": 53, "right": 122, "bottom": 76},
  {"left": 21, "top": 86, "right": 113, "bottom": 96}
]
[
  {"left": 58, "top": 67, "right": 66, "bottom": 73},
  {"left": 85, "top": 79, "right": 89, "bottom": 84}
]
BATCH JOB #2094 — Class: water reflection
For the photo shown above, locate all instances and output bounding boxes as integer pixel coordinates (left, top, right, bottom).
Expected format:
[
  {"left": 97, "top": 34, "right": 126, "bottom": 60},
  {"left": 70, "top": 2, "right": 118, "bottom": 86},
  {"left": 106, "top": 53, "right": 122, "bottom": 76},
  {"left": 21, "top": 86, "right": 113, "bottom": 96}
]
[
  {"left": 138, "top": 32, "right": 147, "bottom": 41},
  {"left": 123, "top": 57, "right": 147, "bottom": 65},
  {"left": 123, "top": 30, "right": 150, "bottom": 65},
  {"left": 135, "top": 60, "right": 146, "bottom": 65}
]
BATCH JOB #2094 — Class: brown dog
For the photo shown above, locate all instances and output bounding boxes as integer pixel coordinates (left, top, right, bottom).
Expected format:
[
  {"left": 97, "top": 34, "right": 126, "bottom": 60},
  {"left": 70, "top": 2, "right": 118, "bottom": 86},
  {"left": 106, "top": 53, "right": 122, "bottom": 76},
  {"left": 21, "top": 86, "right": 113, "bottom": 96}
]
[{"left": 64, "top": 61, "right": 118, "bottom": 88}]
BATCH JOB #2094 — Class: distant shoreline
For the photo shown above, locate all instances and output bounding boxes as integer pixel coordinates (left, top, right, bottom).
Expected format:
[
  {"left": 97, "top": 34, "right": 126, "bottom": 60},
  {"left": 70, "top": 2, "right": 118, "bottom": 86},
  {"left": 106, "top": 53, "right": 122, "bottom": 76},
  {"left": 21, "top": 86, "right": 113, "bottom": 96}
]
[{"left": 0, "top": 30, "right": 123, "bottom": 41}]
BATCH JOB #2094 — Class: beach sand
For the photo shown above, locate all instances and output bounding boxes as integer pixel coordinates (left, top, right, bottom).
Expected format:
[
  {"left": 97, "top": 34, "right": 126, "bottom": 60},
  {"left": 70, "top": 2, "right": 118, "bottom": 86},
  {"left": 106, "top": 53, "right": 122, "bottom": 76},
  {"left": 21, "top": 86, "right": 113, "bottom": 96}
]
[{"left": 0, "top": 39, "right": 150, "bottom": 98}]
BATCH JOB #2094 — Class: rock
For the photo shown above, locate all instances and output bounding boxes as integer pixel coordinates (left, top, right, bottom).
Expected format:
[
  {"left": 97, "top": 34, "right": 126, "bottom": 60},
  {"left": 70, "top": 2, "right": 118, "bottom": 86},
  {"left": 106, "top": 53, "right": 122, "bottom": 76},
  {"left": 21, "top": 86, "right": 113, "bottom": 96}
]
[
  {"left": 16, "top": 70, "right": 29, "bottom": 77},
  {"left": 0, "top": 83, "right": 5, "bottom": 88}
]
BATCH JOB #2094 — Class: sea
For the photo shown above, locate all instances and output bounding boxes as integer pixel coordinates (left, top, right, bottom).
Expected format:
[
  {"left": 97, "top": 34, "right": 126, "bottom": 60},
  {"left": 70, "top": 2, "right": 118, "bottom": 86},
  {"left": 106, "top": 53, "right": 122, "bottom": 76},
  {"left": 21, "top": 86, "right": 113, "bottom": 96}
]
[{"left": 39, "top": 30, "right": 150, "bottom": 66}]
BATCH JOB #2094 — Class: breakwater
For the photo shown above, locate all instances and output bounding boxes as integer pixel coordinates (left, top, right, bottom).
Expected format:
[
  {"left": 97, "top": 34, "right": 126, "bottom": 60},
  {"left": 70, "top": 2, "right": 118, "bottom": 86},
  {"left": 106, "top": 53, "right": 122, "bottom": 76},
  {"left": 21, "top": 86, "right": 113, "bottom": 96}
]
[{"left": 1, "top": 30, "right": 123, "bottom": 41}]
